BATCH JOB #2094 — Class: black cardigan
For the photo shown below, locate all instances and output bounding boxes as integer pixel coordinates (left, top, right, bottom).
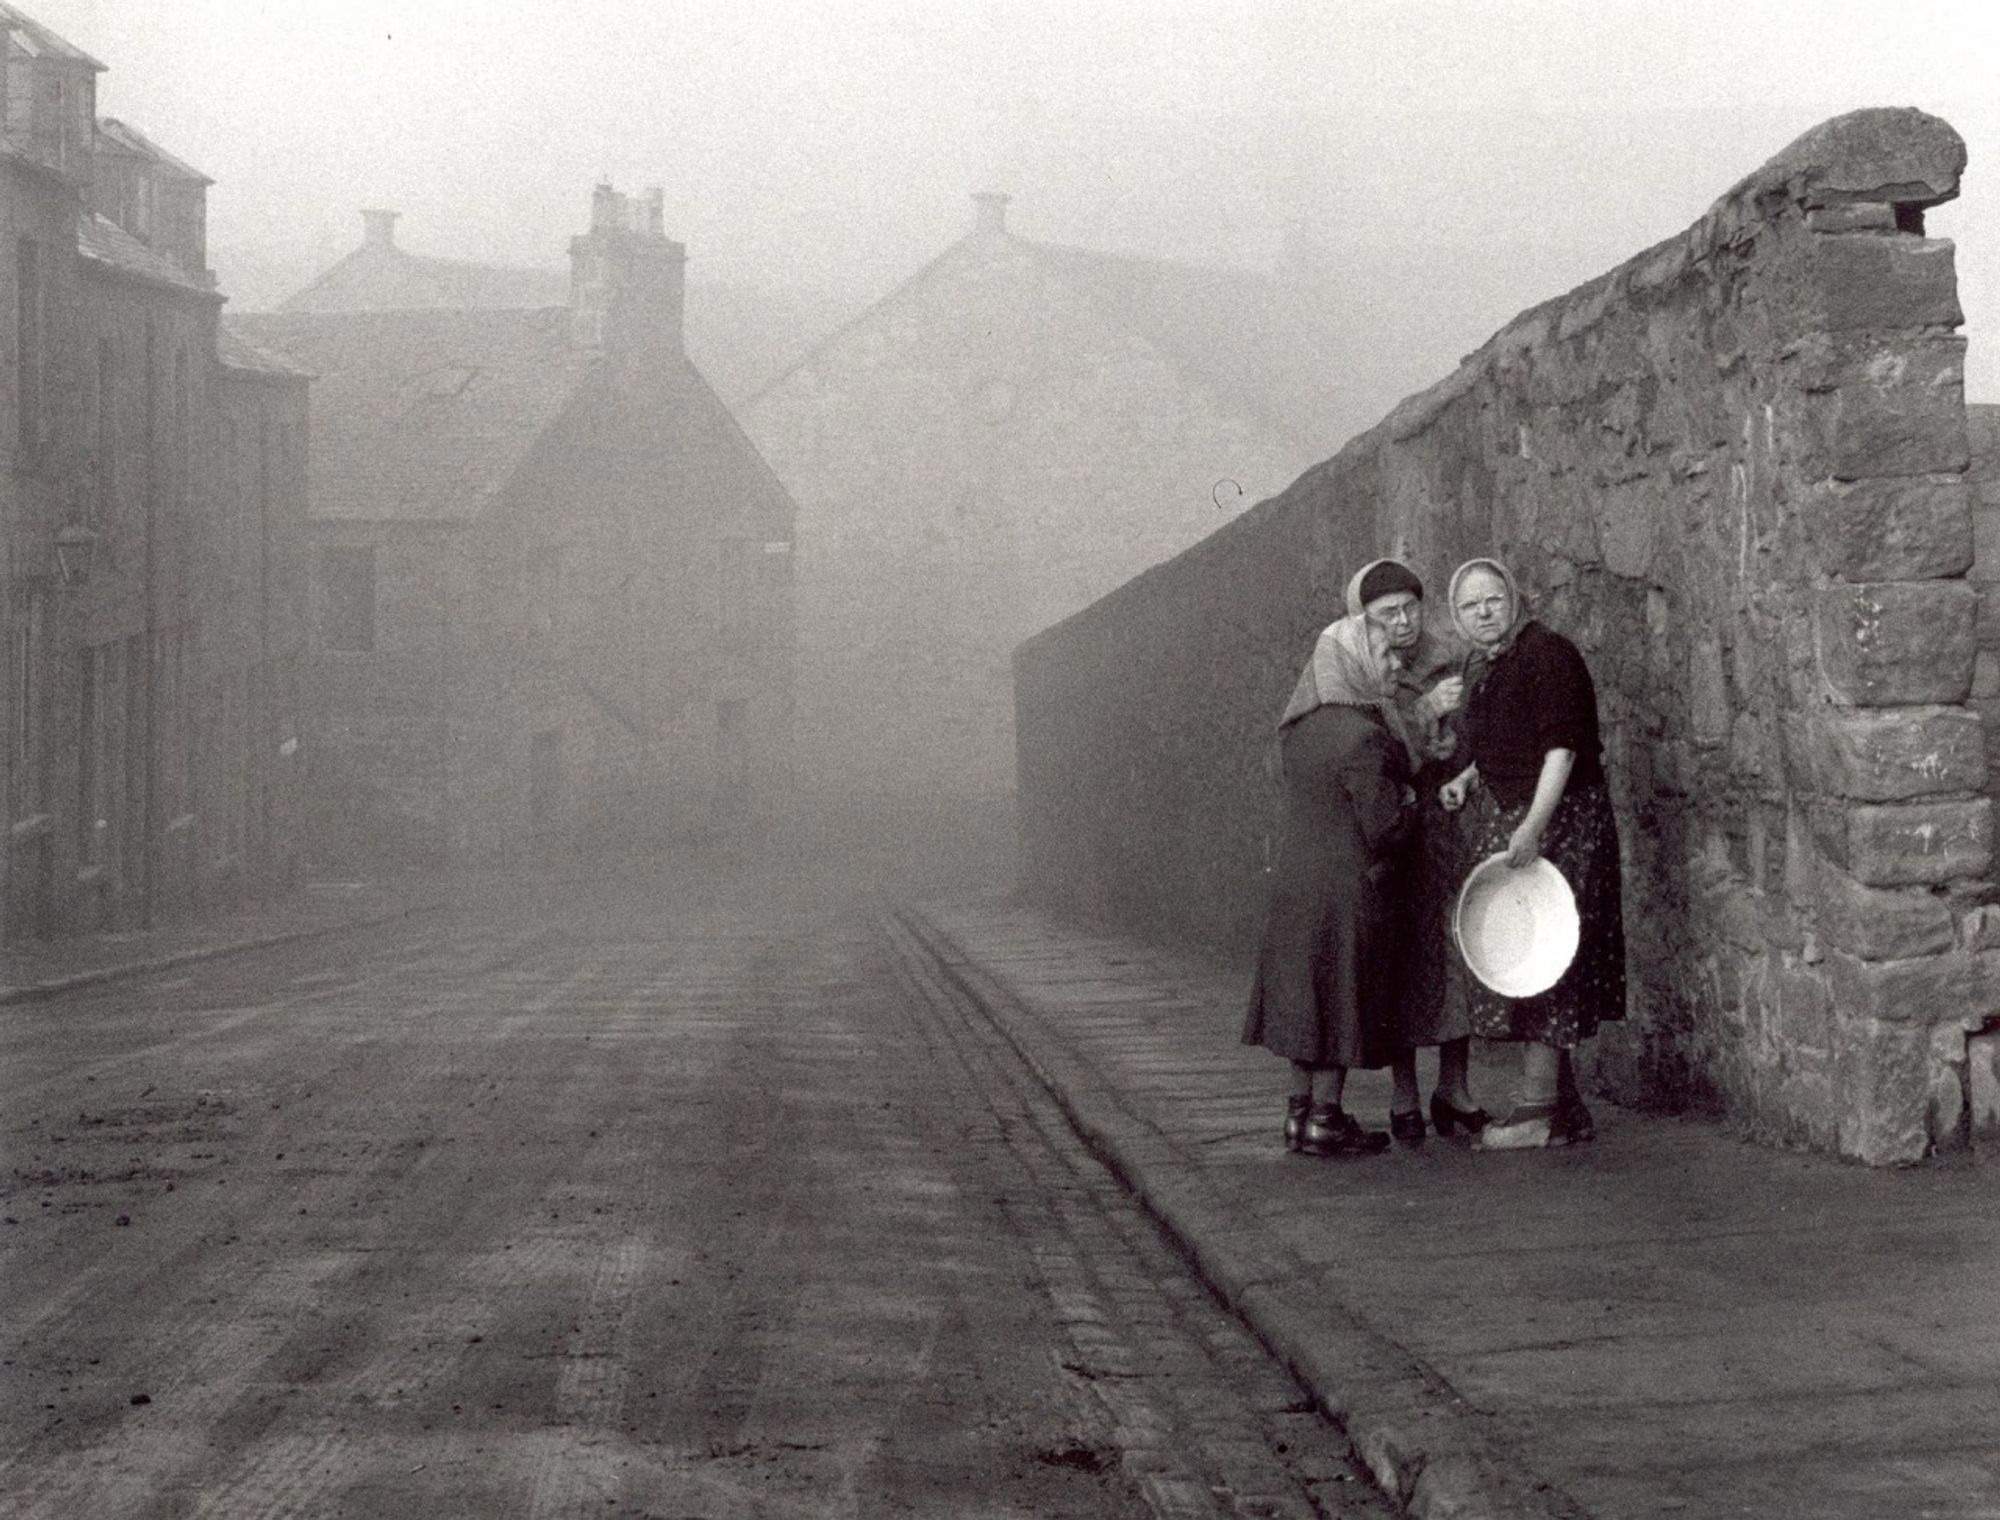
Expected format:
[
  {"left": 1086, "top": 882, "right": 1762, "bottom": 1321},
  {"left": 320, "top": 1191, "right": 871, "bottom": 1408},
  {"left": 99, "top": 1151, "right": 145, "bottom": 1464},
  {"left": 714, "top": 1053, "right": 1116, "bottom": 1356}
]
[{"left": 1462, "top": 621, "right": 1605, "bottom": 810}]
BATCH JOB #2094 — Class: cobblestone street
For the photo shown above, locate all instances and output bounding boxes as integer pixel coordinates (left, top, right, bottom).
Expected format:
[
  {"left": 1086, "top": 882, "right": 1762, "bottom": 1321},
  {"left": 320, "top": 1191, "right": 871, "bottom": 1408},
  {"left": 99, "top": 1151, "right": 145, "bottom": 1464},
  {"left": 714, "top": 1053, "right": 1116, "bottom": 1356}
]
[{"left": 0, "top": 854, "right": 1391, "bottom": 1518}]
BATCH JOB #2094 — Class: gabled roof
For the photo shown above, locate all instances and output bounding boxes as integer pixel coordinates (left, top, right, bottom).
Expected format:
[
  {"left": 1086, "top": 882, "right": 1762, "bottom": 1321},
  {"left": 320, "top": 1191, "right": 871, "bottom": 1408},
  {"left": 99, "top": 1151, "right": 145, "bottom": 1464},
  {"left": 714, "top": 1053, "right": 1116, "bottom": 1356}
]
[
  {"left": 96, "top": 117, "right": 213, "bottom": 185},
  {"left": 1024, "top": 240, "right": 1345, "bottom": 452},
  {"left": 281, "top": 241, "right": 569, "bottom": 314},
  {"left": 0, "top": 3, "right": 105, "bottom": 69},
  {"left": 216, "top": 323, "right": 313, "bottom": 381},
  {"left": 752, "top": 222, "right": 1347, "bottom": 453},
  {"left": 231, "top": 305, "right": 796, "bottom": 530},
  {"left": 227, "top": 308, "right": 595, "bottom": 522},
  {"left": 77, "top": 211, "right": 216, "bottom": 296}
]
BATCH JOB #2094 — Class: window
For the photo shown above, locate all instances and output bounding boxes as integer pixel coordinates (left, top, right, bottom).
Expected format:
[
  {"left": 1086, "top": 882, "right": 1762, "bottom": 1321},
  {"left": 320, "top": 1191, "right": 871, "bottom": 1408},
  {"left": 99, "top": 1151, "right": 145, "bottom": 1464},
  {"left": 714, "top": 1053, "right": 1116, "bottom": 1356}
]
[
  {"left": 320, "top": 545, "right": 377, "bottom": 653},
  {"left": 172, "top": 347, "right": 190, "bottom": 518},
  {"left": 94, "top": 338, "right": 115, "bottom": 523},
  {"left": 16, "top": 238, "right": 43, "bottom": 464}
]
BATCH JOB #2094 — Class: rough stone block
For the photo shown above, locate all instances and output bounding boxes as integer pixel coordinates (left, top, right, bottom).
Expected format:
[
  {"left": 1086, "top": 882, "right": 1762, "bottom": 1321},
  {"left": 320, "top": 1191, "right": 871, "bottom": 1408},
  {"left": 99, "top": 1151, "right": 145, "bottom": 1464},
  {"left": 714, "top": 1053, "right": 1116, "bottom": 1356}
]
[
  {"left": 1971, "top": 1031, "right": 2000, "bottom": 1136},
  {"left": 1835, "top": 1012, "right": 1932, "bottom": 1165},
  {"left": 1929, "top": 1023, "right": 1969, "bottom": 1149},
  {"left": 1689, "top": 637, "right": 1729, "bottom": 746},
  {"left": 1979, "top": 583, "right": 2000, "bottom": 651},
  {"left": 1804, "top": 234, "right": 1962, "bottom": 333},
  {"left": 1977, "top": 652, "right": 2000, "bottom": 701},
  {"left": 1813, "top": 798, "right": 1992, "bottom": 885},
  {"left": 1791, "top": 704, "right": 1985, "bottom": 800},
  {"left": 1826, "top": 947, "right": 2000, "bottom": 1025},
  {"left": 1774, "top": 107, "right": 1966, "bottom": 213},
  {"left": 1973, "top": 505, "right": 2000, "bottom": 583},
  {"left": 1802, "top": 477, "right": 1972, "bottom": 581},
  {"left": 1816, "top": 863, "right": 1955, "bottom": 960},
  {"left": 1814, "top": 581, "right": 1975, "bottom": 705},
  {"left": 1794, "top": 333, "right": 1969, "bottom": 481},
  {"left": 1771, "top": 960, "right": 1833, "bottom": 1052},
  {"left": 1963, "top": 905, "right": 2000, "bottom": 952}
]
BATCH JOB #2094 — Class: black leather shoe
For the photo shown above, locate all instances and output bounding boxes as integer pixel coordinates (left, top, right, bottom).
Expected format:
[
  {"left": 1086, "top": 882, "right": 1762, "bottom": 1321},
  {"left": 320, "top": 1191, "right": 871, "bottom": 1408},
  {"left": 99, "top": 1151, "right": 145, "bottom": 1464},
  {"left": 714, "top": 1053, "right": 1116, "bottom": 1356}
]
[
  {"left": 1389, "top": 1108, "right": 1426, "bottom": 1146},
  {"left": 1551, "top": 1094, "right": 1595, "bottom": 1145},
  {"left": 1283, "top": 1093, "right": 1313, "bottom": 1153},
  {"left": 1302, "top": 1104, "right": 1390, "bottom": 1157},
  {"left": 1430, "top": 1094, "right": 1491, "bottom": 1137}
]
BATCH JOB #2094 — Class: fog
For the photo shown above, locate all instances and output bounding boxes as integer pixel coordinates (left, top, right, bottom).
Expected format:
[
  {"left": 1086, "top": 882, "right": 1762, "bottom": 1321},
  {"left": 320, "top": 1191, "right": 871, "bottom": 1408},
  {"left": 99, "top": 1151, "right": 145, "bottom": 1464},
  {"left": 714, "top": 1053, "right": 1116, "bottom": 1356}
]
[{"left": 33, "top": 0, "right": 2000, "bottom": 425}]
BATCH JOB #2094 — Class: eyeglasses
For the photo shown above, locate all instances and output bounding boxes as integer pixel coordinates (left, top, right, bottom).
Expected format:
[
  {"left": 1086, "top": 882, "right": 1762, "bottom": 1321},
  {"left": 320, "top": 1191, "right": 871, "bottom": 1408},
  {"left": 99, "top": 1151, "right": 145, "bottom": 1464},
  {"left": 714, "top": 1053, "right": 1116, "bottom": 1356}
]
[
  {"left": 1456, "top": 595, "right": 1509, "bottom": 616},
  {"left": 1373, "top": 604, "right": 1421, "bottom": 625}
]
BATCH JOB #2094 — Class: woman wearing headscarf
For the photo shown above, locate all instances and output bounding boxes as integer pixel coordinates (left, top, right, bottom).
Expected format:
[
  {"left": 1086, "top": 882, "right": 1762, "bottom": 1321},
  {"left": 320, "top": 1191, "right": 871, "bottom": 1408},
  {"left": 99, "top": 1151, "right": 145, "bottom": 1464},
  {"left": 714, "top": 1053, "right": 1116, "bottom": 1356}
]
[
  {"left": 1242, "top": 559, "right": 1459, "bottom": 1157},
  {"left": 1439, "top": 557, "right": 1626, "bottom": 1149}
]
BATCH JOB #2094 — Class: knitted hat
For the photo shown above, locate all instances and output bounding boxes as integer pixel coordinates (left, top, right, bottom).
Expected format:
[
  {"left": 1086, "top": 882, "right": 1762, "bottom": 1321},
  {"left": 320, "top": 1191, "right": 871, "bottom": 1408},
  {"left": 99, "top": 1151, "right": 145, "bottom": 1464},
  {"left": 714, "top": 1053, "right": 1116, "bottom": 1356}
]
[{"left": 1355, "top": 559, "right": 1423, "bottom": 606}]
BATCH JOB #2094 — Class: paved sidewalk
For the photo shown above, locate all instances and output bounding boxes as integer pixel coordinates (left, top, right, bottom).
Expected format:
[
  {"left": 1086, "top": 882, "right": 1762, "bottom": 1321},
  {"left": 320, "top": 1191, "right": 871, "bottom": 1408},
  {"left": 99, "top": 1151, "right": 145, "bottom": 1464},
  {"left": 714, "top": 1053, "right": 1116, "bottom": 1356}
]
[
  {"left": 904, "top": 897, "right": 2000, "bottom": 1520},
  {"left": 0, "top": 874, "right": 447, "bottom": 1004}
]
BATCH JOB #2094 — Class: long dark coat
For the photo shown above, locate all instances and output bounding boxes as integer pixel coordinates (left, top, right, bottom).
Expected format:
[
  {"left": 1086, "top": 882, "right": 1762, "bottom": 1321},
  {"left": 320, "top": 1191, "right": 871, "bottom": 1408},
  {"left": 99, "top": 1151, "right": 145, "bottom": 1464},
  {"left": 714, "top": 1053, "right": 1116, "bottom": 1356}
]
[{"left": 1241, "top": 703, "right": 1412, "bottom": 1070}]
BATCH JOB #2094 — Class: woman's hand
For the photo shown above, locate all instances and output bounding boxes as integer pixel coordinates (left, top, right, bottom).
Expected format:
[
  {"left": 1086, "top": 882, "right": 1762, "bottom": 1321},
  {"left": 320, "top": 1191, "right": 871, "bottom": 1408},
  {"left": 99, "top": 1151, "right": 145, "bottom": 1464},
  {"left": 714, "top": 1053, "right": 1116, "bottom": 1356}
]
[
  {"left": 1422, "top": 675, "right": 1465, "bottom": 717},
  {"left": 1439, "top": 768, "right": 1475, "bottom": 812},
  {"left": 1505, "top": 821, "right": 1543, "bottom": 868}
]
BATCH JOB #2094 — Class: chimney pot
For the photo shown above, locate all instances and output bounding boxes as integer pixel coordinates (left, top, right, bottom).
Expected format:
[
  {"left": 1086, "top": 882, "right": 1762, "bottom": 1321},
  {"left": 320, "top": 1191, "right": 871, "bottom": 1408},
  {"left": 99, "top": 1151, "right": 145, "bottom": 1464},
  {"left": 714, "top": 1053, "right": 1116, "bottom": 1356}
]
[
  {"left": 361, "top": 208, "right": 399, "bottom": 249},
  {"left": 972, "top": 191, "right": 1011, "bottom": 234},
  {"left": 642, "top": 187, "right": 666, "bottom": 238},
  {"left": 591, "top": 182, "right": 622, "bottom": 232}
]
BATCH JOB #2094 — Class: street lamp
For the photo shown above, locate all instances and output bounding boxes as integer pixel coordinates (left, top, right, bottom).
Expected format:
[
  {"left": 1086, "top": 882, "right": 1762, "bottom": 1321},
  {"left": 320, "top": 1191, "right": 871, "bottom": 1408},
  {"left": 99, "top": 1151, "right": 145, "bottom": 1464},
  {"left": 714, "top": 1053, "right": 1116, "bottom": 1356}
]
[{"left": 54, "top": 522, "right": 99, "bottom": 587}]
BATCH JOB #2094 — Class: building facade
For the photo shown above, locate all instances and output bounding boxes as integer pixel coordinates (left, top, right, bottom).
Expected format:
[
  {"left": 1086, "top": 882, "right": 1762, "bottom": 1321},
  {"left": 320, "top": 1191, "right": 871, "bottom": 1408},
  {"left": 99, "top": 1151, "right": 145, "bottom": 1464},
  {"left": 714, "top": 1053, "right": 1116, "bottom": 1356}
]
[
  {"left": 742, "top": 192, "right": 1348, "bottom": 808},
  {"left": 236, "top": 185, "right": 797, "bottom": 873},
  {"left": 1, "top": 4, "right": 309, "bottom": 945}
]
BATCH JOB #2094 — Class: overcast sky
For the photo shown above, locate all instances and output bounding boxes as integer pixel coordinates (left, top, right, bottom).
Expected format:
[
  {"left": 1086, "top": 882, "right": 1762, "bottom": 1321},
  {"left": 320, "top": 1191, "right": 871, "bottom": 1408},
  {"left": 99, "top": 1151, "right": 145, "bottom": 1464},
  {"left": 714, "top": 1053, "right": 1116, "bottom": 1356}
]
[{"left": 29, "top": 0, "right": 2000, "bottom": 414}]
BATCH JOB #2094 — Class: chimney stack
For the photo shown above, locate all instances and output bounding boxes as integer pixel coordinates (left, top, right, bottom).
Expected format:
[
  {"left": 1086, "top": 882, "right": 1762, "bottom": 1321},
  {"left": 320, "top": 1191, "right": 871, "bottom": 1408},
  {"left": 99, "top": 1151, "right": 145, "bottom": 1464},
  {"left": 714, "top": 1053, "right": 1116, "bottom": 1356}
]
[
  {"left": 972, "top": 191, "right": 1011, "bottom": 235},
  {"left": 568, "top": 181, "right": 686, "bottom": 365},
  {"left": 361, "top": 208, "right": 399, "bottom": 249}
]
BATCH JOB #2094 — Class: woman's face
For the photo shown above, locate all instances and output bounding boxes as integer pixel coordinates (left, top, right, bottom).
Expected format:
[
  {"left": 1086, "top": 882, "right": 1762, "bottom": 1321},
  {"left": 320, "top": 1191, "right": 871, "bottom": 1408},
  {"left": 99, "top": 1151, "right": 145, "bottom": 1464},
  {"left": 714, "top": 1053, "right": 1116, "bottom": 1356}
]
[
  {"left": 1455, "top": 568, "right": 1513, "bottom": 647},
  {"left": 1363, "top": 590, "right": 1424, "bottom": 653}
]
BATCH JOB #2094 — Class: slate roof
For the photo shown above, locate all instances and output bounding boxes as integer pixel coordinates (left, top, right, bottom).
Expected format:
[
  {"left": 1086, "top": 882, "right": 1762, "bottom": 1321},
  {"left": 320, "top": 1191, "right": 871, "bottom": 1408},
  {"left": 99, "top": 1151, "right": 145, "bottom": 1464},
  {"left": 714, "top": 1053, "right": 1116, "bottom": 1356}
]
[
  {"left": 96, "top": 117, "right": 213, "bottom": 184},
  {"left": 227, "top": 308, "right": 594, "bottom": 522},
  {"left": 76, "top": 211, "right": 216, "bottom": 296},
  {"left": 0, "top": 3, "right": 105, "bottom": 68},
  {"left": 281, "top": 242, "right": 570, "bottom": 313},
  {"left": 753, "top": 224, "right": 1348, "bottom": 454},
  {"left": 1024, "top": 240, "right": 1345, "bottom": 453},
  {"left": 227, "top": 307, "right": 794, "bottom": 529},
  {"left": 216, "top": 323, "right": 313, "bottom": 381}
]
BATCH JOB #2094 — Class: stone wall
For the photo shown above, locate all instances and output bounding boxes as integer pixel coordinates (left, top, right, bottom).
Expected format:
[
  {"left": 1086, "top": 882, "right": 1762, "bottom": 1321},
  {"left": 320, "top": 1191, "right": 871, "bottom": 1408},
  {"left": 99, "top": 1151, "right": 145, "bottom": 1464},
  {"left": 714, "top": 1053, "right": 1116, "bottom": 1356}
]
[{"left": 1016, "top": 109, "right": 1988, "bottom": 1164}]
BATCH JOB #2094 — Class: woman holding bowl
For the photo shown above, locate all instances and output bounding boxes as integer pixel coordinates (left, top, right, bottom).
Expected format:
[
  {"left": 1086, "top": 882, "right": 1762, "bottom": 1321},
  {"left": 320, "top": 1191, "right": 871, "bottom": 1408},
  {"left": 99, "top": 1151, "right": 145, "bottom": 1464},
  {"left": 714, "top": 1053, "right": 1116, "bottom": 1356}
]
[{"left": 1439, "top": 557, "right": 1625, "bottom": 1150}]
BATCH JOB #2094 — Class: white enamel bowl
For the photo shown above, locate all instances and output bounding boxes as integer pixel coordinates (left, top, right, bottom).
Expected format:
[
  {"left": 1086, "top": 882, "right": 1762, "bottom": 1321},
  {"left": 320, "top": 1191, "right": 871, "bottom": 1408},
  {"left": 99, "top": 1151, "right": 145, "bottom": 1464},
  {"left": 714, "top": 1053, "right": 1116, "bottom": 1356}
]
[{"left": 1453, "top": 853, "right": 1581, "bottom": 998}]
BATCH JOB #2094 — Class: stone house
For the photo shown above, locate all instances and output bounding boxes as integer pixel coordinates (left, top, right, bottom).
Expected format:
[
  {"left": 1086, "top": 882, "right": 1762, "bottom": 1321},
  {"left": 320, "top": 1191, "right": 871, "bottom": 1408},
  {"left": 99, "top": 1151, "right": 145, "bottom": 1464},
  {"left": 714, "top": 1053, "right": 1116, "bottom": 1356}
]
[
  {"left": 741, "top": 192, "right": 1349, "bottom": 810},
  {"left": 1, "top": 3, "right": 309, "bottom": 943},
  {"left": 232, "top": 185, "right": 798, "bottom": 872}
]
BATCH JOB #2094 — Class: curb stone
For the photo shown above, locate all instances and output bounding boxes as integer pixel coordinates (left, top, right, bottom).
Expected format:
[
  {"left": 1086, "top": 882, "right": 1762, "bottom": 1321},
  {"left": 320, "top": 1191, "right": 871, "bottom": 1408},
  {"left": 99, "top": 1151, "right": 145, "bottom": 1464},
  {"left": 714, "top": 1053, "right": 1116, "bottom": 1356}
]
[
  {"left": 0, "top": 901, "right": 440, "bottom": 1007},
  {"left": 894, "top": 905, "right": 1592, "bottom": 1520}
]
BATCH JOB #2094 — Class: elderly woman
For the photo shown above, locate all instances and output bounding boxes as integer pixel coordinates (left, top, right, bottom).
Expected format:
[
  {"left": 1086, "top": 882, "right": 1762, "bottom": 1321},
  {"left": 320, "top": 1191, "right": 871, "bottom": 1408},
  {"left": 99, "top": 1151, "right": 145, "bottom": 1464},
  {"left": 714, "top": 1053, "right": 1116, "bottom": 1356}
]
[
  {"left": 1242, "top": 559, "right": 1457, "bottom": 1158},
  {"left": 1439, "top": 557, "right": 1626, "bottom": 1149}
]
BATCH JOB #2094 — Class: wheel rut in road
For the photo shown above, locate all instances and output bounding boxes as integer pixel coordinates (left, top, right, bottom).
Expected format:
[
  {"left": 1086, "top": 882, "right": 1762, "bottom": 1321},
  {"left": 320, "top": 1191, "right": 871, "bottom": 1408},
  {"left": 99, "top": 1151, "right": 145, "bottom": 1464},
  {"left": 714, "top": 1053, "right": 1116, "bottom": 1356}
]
[
  {"left": 878, "top": 911, "right": 1398, "bottom": 1520},
  {"left": 2, "top": 878, "right": 1395, "bottom": 1517}
]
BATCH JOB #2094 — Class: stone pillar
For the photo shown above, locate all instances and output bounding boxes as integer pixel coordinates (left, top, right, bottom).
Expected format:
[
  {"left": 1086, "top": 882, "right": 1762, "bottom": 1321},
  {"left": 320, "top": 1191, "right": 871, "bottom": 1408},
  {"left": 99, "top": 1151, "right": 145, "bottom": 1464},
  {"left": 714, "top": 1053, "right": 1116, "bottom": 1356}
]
[{"left": 1786, "top": 113, "right": 1993, "bottom": 1163}]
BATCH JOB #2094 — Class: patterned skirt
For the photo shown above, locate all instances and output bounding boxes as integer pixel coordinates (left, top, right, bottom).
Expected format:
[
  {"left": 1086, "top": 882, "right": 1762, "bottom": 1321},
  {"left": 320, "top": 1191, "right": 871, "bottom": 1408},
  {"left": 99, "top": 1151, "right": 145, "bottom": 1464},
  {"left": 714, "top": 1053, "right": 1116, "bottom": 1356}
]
[{"left": 1460, "top": 776, "right": 1626, "bottom": 1048}]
